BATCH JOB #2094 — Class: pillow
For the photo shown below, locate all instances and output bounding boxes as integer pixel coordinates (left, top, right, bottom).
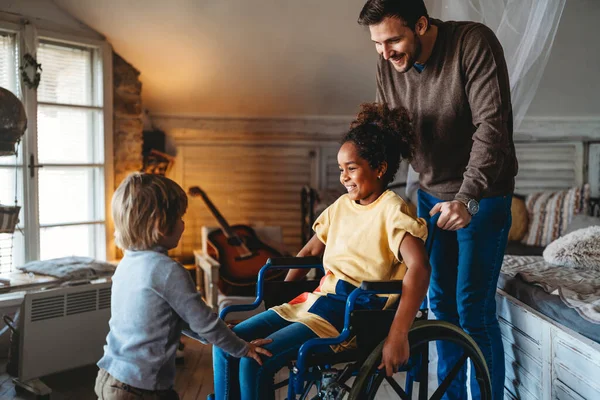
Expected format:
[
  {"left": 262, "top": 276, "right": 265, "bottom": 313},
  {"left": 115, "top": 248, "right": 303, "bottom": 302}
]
[
  {"left": 543, "top": 226, "right": 600, "bottom": 271},
  {"left": 521, "top": 184, "right": 590, "bottom": 247},
  {"left": 508, "top": 196, "right": 528, "bottom": 242},
  {"left": 564, "top": 214, "right": 600, "bottom": 235},
  {"left": 17, "top": 256, "right": 116, "bottom": 279}
]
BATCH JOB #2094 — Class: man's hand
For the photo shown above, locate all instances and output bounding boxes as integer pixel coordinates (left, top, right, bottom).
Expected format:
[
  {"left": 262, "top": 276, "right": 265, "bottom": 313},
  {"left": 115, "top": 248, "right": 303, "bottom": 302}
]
[
  {"left": 430, "top": 200, "right": 471, "bottom": 231},
  {"left": 378, "top": 332, "right": 410, "bottom": 377},
  {"left": 244, "top": 338, "right": 273, "bottom": 366}
]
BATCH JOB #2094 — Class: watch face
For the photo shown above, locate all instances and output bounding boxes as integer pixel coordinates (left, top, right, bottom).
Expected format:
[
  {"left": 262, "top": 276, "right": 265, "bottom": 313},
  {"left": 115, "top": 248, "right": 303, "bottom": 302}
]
[{"left": 467, "top": 199, "right": 479, "bottom": 215}]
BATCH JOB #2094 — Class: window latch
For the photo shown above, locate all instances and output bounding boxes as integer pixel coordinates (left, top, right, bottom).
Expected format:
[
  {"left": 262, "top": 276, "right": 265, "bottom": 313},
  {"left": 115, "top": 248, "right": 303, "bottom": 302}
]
[{"left": 28, "top": 154, "right": 44, "bottom": 178}]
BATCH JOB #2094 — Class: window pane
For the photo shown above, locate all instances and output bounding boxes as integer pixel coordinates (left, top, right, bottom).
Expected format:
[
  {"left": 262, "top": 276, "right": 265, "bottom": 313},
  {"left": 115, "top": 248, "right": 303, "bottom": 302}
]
[
  {"left": 0, "top": 32, "right": 18, "bottom": 96},
  {"left": 37, "top": 105, "right": 103, "bottom": 164},
  {"left": 0, "top": 230, "right": 24, "bottom": 273},
  {"left": 0, "top": 144, "right": 23, "bottom": 166},
  {"left": 38, "top": 167, "right": 104, "bottom": 225},
  {"left": 40, "top": 224, "right": 106, "bottom": 260},
  {"left": 37, "top": 42, "right": 93, "bottom": 106},
  {"left": 0, "top": 167, "right": 25, "bottom": 227}
]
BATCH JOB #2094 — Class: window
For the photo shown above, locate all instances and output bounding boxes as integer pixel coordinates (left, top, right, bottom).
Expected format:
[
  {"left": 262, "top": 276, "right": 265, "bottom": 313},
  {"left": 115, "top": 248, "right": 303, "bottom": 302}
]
[
  {"left": 0, "top": 27, "right": 111, "bottom": 273},
  {"left": 36, "top": 42, "right": 106, "bottom": 261},
  {"left": 0, "top": 31, "right": 23, "bottom": 272}
]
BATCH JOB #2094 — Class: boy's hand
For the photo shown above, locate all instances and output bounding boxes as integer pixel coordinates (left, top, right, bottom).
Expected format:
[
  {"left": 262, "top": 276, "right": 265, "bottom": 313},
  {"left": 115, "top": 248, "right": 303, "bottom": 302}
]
[
  {"left": 378, "top": 332, "right": 409, "bottom": 376},
  {"left": 245, "top": 338, "right": 273, "bottom": 365}
]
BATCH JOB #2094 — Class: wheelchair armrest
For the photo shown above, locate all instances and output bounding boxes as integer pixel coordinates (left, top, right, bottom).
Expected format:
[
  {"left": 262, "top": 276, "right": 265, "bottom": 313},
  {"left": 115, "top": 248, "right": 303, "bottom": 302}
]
[
  {"left": 219, "top": 257, "right": 323, "bottom": 320},
  {"left": 267, "top": 256, "right": 321, "bottom": 266},
  {"left": 359, "top": 280, "right": 403, "bottom": 293}
]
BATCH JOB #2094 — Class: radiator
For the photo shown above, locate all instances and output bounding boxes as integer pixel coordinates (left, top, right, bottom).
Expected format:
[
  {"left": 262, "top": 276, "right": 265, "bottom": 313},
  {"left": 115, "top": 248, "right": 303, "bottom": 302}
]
[{"left": 17, "top": 281, "right": 111, "bottom": 381}]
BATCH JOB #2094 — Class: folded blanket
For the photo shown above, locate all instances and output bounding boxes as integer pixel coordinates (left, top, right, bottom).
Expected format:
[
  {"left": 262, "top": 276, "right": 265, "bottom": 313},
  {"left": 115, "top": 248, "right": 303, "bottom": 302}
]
[
  {"left": 17, "top": 256, "right": 116, "bottom": 280},
  {"left": 501, "top": 255, "right": 600, "bottom": 324},
  {"left": 543, "top": 226, "right": 600, "bottom": 271}
]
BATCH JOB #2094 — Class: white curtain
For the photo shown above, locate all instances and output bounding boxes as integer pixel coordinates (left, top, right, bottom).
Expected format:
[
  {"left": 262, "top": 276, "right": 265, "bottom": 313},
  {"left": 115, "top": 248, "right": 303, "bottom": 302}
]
[
  {"left": 426, "top": 0, "right": 566, "bottom": 130},
  {"left": 405, "top": 0, "right": 566, "bottom": 203}
]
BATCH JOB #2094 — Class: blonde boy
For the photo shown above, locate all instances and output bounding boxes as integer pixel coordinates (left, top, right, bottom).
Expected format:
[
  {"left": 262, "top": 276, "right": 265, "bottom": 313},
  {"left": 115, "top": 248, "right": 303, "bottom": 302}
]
[{"left": 95, "top": 173, "right": 270, "bottom": 400}]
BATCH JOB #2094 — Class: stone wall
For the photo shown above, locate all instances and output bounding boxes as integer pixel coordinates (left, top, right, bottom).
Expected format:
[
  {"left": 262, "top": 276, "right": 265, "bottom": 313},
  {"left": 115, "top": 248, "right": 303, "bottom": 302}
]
[{"left": 113, "top": 53, "right": 143, "bottom": 187}]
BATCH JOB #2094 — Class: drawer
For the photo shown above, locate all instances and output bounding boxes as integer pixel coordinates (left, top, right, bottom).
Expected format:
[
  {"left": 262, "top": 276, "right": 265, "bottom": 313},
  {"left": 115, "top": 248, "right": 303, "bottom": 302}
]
[
  {"left": 504, "top": 388, "right": 518, "bottom": 400},
  {"left": 499, "top": 317, "right": 541, "bottom": 362},
  {"left": 496, "top": 293, "right": 543, "bottom": 344},
  {"left": 502, "top": 337, "right": 543, "bottom": 384},
  {"left": 504, "top": 378, "right": 538, "bottom": 400},
  {"left": 553, "top": 336, "right": 600, "bottom": 390},
  {"left": 553, "top": 381, "right": 585, "bottom": 400},
  {"left": 504, "top": 355, "right": 541, "bottom": 400},
  {"left": 554, "top": 362, "right": 600, "bottom": 400}
]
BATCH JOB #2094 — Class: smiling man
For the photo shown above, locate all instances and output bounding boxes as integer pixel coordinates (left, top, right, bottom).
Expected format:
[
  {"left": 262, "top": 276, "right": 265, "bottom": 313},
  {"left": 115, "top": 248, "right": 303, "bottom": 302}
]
[{"left": 357, "top": 1, "right": 518, "bottom": 399}]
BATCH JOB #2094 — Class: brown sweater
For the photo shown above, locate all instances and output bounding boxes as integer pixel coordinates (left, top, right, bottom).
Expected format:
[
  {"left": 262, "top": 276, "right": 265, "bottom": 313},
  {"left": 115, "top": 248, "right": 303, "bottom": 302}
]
[{"left": 377, "top": 19, "right": 518, "bottom": 202}]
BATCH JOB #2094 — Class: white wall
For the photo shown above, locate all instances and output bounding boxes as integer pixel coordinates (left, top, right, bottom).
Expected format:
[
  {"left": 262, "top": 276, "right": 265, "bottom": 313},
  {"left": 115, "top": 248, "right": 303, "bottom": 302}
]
[
  {"left": 54, "top": 0, "right": 376, "bottom": 117},
  {"left": 527, "top": 0, "right": 600, "bottom": 117},
  {"left": 0, "top": 0, "right": 102, "bottom": 38}
]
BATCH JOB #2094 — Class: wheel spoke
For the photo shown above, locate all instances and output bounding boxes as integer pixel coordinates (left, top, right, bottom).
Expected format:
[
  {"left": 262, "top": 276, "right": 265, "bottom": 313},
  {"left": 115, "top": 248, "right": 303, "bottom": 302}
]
[
  {"left": 430, "top": 352, "right": 469, "bottom": 400},
  {"left": 384, "top": 375, "right": 411, "bottom": 400}
]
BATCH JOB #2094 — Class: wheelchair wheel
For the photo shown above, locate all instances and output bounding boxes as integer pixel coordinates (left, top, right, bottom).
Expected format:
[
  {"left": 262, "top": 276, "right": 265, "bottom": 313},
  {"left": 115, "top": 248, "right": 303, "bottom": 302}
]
[{"left": 349, "top": 320, "right": 492, "bottom": 400}]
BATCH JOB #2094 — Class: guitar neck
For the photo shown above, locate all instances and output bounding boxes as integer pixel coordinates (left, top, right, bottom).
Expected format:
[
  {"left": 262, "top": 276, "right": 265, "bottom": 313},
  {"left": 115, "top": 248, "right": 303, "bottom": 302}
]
[
  {"left": 200, "top": 194, "right": 237, "bottom": 239},
  {"left": 189, "top": 186, "right": 253, "bottom": 258}
]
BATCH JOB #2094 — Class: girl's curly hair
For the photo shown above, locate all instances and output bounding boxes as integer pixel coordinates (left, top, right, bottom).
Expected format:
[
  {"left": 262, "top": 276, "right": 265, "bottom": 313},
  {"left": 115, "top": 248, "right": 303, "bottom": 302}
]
[{"left": 342, "top": 103, "right": 415, "bottom": 186}]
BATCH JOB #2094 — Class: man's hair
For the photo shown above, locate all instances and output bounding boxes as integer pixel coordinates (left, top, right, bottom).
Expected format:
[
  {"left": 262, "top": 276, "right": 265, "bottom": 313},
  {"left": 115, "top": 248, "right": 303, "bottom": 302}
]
[
  {"left": 358, "top": 0, "right": 429, "bottom": 29},
  {"left": 112, "top": 172, "right": 188, "bottom": 250}
]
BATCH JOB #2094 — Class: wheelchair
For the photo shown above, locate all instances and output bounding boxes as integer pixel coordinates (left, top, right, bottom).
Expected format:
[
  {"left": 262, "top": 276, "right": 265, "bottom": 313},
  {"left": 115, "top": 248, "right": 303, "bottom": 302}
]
[{"left": 209, "top": 217, "right": 492, "bottom": 399}]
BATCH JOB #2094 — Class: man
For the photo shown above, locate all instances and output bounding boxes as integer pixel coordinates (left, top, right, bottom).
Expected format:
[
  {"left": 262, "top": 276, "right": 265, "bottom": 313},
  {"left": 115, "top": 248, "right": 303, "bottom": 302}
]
[{"left": 357, "top": 1, "right": 518, "bottom": 399}]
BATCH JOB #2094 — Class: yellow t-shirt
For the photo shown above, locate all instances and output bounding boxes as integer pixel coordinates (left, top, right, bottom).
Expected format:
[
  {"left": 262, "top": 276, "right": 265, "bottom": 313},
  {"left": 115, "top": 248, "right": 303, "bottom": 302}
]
[{"left": 271, "top": 190, "right": 427, "bottom": 349}]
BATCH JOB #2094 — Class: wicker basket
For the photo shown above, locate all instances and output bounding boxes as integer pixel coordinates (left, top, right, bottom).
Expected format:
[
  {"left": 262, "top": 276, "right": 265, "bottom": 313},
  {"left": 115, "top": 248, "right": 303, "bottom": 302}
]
[{"left": 0, "top": 205, "right": 20, "bottom": 234}]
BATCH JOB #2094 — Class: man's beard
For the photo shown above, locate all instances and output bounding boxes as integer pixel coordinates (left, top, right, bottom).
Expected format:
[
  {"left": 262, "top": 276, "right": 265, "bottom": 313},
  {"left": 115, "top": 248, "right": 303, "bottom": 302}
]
[{"left": 393, "top": 32, "right": 423, "bottom": 73}]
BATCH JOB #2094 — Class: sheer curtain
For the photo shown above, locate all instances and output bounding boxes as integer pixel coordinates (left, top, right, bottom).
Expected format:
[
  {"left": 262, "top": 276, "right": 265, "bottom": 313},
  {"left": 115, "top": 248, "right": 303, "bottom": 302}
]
[
  {"left": 405, "top": 0, "right": 566, "bottom": 203},
  {"left": 426, "top": 0, "right": 566, "bottom": 130}
]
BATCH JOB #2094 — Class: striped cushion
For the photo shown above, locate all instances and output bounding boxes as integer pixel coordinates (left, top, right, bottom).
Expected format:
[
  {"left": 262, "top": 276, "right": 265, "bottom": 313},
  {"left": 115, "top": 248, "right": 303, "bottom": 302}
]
[{"left": 521, "top": 184, "right": 590, "bottom": 247}]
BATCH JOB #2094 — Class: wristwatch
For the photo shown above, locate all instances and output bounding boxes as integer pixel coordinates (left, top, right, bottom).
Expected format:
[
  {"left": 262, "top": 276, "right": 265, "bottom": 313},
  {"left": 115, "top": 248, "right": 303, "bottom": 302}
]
[{"left": 457, "top": 198, "right": 479, "bottom": 216}]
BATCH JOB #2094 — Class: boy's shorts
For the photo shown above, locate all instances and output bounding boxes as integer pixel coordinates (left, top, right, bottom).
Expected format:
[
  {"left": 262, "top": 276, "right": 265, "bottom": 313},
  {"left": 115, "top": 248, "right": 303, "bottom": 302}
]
[{"left": 95, "top": 368, "right": 179, "bottom": 400}]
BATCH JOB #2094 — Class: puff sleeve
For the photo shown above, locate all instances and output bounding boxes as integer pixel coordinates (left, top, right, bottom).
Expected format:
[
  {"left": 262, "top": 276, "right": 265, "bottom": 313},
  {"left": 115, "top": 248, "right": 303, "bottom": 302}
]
[
  {"left": 386, "top": 202, "right": 428, "bottom": 262},
  {"left": 312, "top": 206, "right": 332, "bottom": 245}
]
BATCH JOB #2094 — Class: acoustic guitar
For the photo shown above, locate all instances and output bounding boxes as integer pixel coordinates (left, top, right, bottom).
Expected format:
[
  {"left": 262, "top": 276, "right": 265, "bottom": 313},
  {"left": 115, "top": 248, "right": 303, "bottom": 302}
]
[{"left": 188, "top": 186, "right": 286, "bottom": 295}]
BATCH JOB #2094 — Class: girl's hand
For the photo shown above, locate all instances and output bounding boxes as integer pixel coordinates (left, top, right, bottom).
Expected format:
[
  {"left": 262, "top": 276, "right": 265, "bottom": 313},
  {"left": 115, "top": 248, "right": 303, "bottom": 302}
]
[
  {"left": 245, "top": 338, "right": 273, "bottom": 365},
  {"left": 378, "top": 332, "right": 409, "bottom": 376}
]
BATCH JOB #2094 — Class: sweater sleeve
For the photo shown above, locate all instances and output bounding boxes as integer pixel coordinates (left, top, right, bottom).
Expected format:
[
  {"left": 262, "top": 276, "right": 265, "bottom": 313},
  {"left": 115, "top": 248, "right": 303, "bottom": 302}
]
[
  {"left": 376, "top": 59, "right": 386, "bottom": 103},
  {"left": 456, "top": 24, "right": 513, "bottom": 202},
  {"left": 162, "top": 262, "right": 249, "bottom": 358}
]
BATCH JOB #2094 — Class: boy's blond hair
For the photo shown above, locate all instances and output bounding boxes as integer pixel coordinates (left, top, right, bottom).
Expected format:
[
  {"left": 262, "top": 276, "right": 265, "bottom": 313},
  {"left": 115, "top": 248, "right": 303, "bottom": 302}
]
[{"left": 112, "top": 173, "right": 188, "bottom": 250}]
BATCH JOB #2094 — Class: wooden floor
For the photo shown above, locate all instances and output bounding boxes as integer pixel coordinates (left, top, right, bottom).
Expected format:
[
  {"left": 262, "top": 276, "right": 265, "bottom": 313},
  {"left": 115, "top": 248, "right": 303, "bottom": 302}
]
[
  {"left": 0, "top": 336, "right": 214, "bottom": 400},
  {"left": 0, "top": 337, "right": 438, "bottom": 399}
]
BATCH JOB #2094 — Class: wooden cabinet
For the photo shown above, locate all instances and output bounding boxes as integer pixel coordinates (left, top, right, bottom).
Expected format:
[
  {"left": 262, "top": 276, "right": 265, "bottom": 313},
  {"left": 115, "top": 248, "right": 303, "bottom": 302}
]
[{"left": 496, "top": 290, "right": 600, "bottom": 399}]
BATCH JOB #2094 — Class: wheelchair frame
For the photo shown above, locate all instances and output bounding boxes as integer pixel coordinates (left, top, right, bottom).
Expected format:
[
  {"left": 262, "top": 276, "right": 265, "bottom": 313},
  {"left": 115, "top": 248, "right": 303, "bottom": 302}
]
[
  {"left": 216, "top": 214, "right": 492, "bottom": 400},
  {"left": 220, "top": 257, "right": 431, "bottom": 399}
]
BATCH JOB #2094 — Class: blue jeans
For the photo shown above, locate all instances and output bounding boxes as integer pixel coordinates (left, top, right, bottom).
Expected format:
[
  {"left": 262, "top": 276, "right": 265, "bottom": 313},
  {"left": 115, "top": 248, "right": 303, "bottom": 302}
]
[
  {"left": 213, "top": 310, "right": 330, "bottom": 400},
  {"left": 418, "top": 190, "right": 511, "bottom": 400}
]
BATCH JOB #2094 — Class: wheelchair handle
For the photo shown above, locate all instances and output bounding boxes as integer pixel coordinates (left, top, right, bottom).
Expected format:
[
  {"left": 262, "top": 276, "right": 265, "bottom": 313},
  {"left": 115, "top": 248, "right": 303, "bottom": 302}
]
[{"left": 219, "top": 259, "right": 325, "bottom": 320}]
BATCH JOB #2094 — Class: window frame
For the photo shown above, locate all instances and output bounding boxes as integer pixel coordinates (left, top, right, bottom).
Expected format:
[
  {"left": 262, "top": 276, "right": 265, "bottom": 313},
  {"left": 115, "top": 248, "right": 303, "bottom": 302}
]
[{"left": 0, "top": 21, "right": 114, "bottom": 267}]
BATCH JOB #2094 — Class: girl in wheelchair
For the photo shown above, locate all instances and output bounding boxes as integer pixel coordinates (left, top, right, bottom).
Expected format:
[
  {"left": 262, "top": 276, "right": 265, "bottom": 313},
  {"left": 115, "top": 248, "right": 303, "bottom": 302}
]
[{"left": 212, "top": 103, "right": 432, "bottom": 400}]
